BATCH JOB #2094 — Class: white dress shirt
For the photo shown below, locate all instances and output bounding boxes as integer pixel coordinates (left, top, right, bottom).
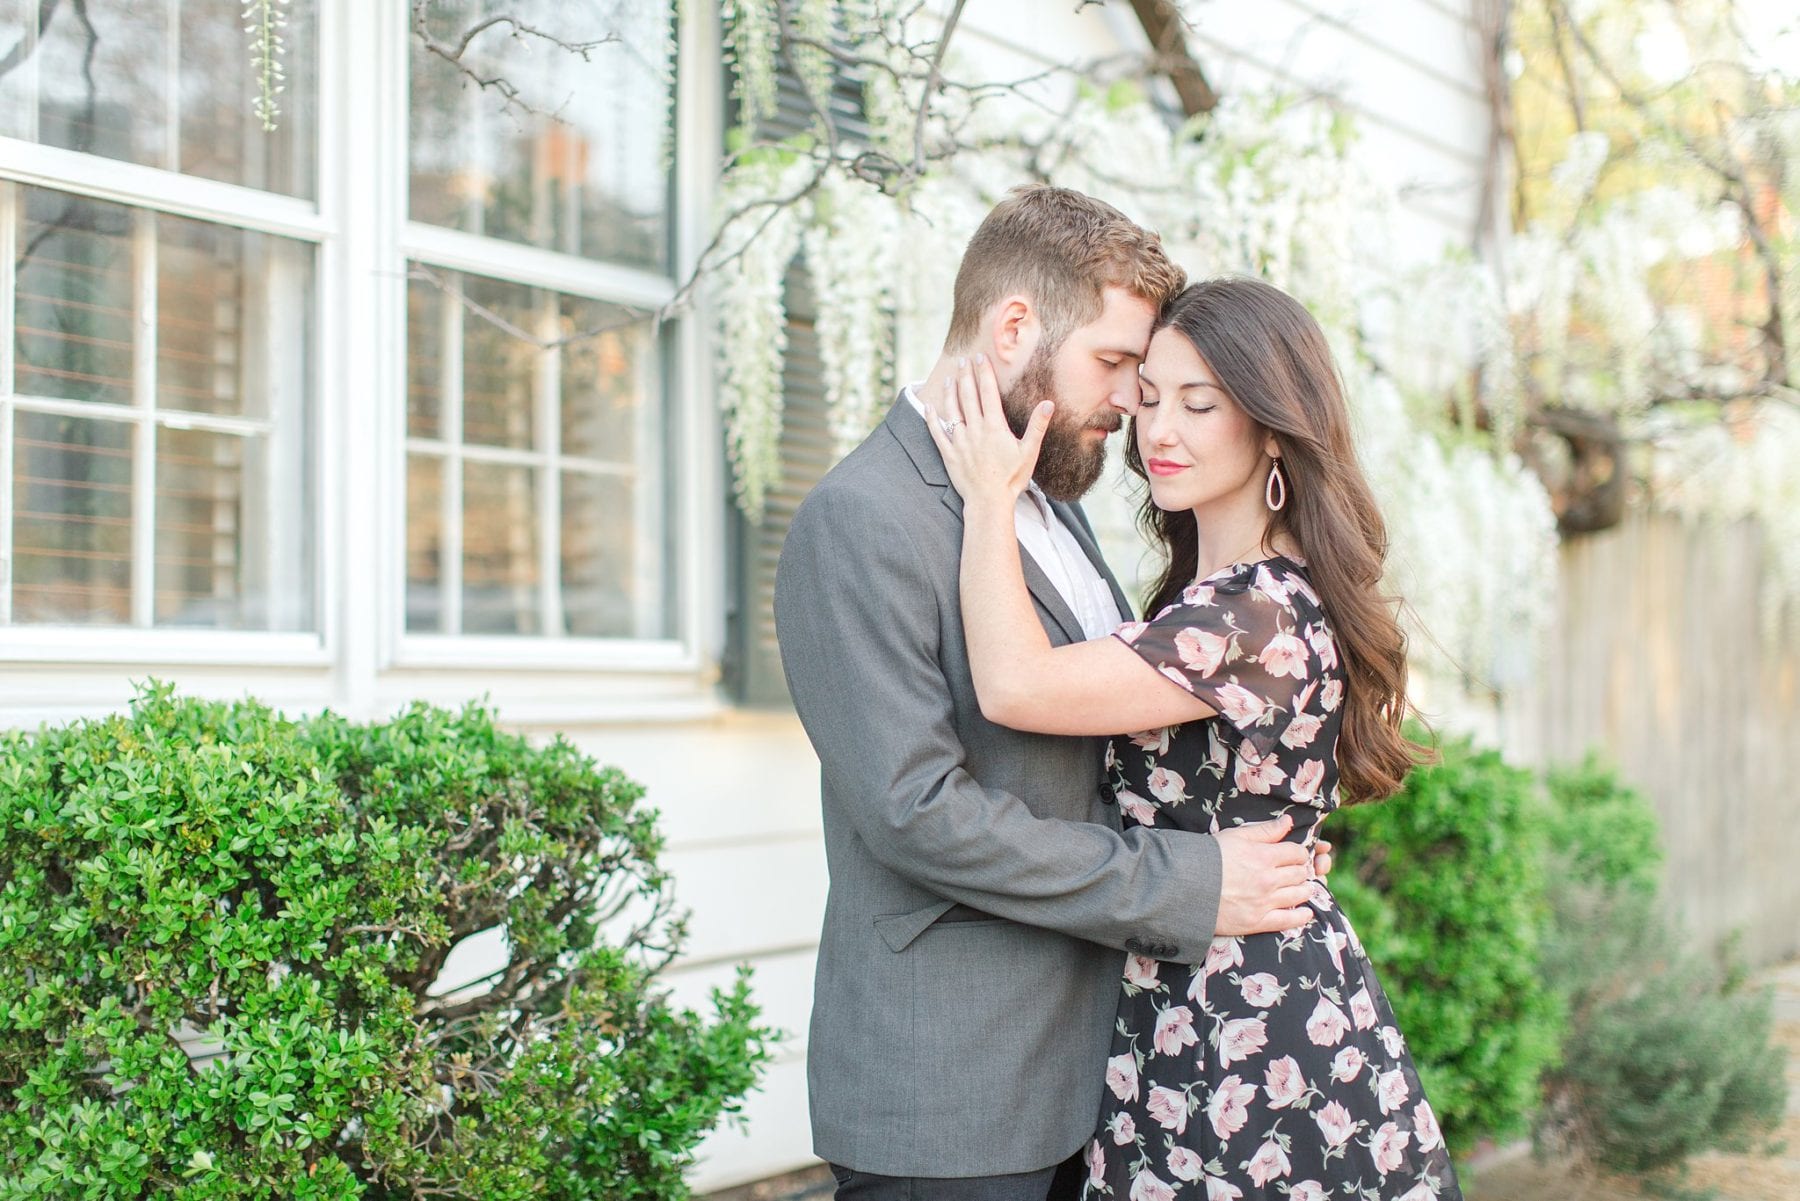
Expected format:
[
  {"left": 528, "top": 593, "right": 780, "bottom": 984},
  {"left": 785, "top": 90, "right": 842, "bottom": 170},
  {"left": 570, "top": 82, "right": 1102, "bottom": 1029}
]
[{"left": 904, "top": 383, "right": 1124, "bottom": 640}]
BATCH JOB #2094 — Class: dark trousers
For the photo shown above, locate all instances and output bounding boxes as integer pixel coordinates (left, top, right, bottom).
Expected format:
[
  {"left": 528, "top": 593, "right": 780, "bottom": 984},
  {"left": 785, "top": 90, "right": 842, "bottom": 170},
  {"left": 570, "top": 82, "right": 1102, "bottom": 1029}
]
[{"left": 829, "top": 1150, "right": 1084, "bottom": 1201}]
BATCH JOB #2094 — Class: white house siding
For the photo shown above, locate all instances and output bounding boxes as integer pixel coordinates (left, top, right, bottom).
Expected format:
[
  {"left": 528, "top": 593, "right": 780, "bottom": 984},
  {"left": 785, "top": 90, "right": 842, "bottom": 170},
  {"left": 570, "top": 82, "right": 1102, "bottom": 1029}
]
[{"left": 0, "top": 2, "right": 1497, "bottom": 1194}]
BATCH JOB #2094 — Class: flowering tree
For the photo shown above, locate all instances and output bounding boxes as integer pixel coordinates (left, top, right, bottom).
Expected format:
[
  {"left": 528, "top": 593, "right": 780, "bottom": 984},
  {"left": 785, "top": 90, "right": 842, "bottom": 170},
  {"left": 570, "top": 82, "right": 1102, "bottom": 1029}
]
[{"left": 1493, "top": 0, "right": 1799, "bottom": 600}]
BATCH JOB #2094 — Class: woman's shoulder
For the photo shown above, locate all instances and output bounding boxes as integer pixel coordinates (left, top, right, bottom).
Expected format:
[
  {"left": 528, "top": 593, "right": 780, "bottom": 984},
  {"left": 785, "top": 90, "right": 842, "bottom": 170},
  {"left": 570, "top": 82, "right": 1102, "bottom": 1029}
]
[{"left": 1147, "top": 554, "right": 1322, "bottom": 624}]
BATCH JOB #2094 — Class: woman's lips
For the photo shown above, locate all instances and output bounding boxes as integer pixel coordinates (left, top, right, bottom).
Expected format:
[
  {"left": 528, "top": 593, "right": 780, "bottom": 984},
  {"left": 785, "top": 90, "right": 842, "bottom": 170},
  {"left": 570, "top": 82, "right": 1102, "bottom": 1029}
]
[{"left": 1146, "top": 459, "right": 1186, "bottom": 476}]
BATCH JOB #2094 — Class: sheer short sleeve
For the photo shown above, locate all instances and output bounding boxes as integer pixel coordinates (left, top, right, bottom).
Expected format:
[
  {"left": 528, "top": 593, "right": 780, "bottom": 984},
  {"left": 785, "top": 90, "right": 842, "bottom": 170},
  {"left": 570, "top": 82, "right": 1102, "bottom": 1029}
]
[{"left": 1112, "top": 561, "right": 1323, "bottom": 760}]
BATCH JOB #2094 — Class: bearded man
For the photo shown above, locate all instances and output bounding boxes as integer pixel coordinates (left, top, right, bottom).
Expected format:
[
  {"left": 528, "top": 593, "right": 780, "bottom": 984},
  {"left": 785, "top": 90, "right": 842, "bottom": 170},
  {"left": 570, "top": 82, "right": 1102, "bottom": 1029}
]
[{"left": 775, "top": 185, "right": 1326, "bottom": 1201}]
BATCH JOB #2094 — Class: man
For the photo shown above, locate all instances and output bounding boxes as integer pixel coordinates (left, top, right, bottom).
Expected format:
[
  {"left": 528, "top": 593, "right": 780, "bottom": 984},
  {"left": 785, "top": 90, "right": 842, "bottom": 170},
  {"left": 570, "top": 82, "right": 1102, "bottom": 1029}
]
[{"left": 775, "top": 186, "right": 1325, "bottom": 1201}]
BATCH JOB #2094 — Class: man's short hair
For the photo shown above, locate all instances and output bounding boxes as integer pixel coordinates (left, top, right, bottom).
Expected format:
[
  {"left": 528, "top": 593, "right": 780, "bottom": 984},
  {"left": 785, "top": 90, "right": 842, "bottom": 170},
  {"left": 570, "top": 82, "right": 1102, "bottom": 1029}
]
[{"left": 944, "top": 185, "right": 1186, "bottom": 352}]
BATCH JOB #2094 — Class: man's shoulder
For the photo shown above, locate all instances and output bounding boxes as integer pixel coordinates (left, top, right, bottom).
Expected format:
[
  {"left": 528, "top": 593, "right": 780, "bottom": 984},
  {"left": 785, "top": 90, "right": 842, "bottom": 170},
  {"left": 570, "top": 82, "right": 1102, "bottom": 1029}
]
[{"left": 796, "top": 422, "right": 922, "bottom": 521}]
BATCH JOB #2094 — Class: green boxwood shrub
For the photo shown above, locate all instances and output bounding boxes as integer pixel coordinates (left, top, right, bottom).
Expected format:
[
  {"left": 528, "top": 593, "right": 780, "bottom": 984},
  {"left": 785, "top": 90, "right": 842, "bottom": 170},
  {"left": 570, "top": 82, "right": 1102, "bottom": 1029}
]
[
  {"left": 1324, "top": 728, "right": 1563, "bottom": 1155},
  {"left": 1535, "top": 755, "right": 1785, "bottom": 1175},
  {"left": 0, "top": 684, "right": 773, "bottom": 1199}
]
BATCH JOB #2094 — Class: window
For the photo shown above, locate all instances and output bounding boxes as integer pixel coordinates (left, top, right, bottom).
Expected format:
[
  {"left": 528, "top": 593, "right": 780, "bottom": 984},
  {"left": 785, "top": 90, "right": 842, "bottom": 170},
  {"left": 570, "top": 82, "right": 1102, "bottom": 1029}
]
[
  {"left": 402, "top": 0, "right": 680, "bottom": 646},
  {"left": 1, "top": 2, "right": 319, "bottom": 635}
]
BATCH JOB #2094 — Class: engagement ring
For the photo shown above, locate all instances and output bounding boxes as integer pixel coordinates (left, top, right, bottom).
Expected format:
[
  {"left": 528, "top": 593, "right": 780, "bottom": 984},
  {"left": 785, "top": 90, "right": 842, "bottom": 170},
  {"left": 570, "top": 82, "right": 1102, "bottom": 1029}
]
[{"left": 939, "top": 417, "right": 964, "bottom": 437}]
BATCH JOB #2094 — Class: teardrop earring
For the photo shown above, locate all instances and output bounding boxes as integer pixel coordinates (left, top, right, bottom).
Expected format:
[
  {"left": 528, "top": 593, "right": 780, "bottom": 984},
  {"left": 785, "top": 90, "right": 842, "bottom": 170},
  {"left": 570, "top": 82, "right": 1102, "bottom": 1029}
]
[{"left": 1265, "top": 459, "right": 1287, "bottom": 512}]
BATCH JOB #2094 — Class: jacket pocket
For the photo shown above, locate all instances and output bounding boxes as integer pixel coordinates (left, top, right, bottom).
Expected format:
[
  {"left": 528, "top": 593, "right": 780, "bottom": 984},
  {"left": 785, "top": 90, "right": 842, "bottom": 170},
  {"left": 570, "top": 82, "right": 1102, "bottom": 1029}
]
[{"left": 871, "top": 899, "right": 958, "bottom": 952}]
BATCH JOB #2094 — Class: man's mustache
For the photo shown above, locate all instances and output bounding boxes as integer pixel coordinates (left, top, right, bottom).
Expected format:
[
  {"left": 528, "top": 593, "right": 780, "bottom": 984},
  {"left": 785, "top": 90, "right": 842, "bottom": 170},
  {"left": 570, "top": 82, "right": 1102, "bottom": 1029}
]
[{"left": 1085, "top": 412, "right": 1123, "bottom": 434}]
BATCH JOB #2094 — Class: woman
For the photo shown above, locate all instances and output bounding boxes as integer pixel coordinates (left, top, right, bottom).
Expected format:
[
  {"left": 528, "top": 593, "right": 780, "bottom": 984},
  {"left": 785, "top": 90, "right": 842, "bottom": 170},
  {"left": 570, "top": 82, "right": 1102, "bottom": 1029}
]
[{"left": 925, "top": 277, "right": 1461, "bottom": 1200}]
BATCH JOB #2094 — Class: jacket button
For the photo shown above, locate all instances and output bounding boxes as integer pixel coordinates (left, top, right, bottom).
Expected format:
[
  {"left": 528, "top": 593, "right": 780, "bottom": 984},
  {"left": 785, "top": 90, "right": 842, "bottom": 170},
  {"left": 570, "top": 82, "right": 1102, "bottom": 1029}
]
[
  {"left": 1159, "top": 944, "right": 1179, "bottom": 958},
  {"left": 1124, "top": 937, "right": 1145, "bottom": 953}
]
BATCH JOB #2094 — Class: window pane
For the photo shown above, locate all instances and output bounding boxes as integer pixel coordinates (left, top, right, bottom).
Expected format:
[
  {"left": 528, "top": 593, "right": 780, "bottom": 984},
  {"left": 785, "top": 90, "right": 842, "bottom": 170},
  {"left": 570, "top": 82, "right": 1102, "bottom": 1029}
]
[
  {"left": 562, "top": 469, "right": 664, "bottom": 639},
  {"left": 0, "top": 0, "right": 317, "bottom": 197},
  {"left": 5, "top": 186, "right": 317, "bottom": 632},
  {"left": 462, "top": 461, "right": 540, "bottom": 635},
  {"left": 407, "top": 278, "right": 445, "bottom": 440},
  {"left": 14, "top": 190, "right": 136, "bottom": 406},
  {"left": 461, "top": 276, "right": 541, "bottom": 451},
  {"left": 406, "top": 454, "right": 445, "bottom": 632},
  {"left": 10, "top": 412, "right": 133, "bottom": 624},
  {"left": 14, "top": 187, "right": 314, "bottom": 419},
  {"left": 560, "top": 299, "right": 654, "bottom": 464},
  {"left": 408, "top": 0, "right": 674, "bottom": 269},
  {"left": 153, "top": 426, "right": 311, "bottom": 630},
  {"left": 402, "top": 267, "right": 673, "bottom": 642}
]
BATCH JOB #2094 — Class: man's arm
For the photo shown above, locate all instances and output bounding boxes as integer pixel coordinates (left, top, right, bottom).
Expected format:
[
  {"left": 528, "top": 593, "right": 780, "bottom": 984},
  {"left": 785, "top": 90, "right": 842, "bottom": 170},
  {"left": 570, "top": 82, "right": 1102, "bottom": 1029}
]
[{"left": 776, "top": 485, "right": 1309, "bottom": 962}]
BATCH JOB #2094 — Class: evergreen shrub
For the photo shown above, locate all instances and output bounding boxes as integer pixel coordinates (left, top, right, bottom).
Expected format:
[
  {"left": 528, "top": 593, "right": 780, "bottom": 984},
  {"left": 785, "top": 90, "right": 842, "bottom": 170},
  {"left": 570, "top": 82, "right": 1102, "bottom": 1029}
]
[
  {"left": 0, "top": 684, "right": 772, "bottom": 1199},
  {"left": 1535, "top": 756, "right": 1785, "bottom": 1175},
  {"left": 1325, "top": 729, "right": 1563, "bottom": 1155}
]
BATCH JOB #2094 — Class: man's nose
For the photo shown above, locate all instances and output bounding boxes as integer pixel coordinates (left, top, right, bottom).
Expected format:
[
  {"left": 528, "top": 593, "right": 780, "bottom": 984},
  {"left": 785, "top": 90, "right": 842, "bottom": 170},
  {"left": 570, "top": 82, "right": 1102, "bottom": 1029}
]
[{"left": 1113, "top": 380, "right": 1143, "bottom": 414}]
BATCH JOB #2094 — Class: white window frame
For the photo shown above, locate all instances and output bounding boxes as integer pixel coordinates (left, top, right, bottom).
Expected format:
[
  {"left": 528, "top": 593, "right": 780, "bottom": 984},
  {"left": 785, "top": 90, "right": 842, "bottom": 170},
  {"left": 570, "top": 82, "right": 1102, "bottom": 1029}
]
[
  {"left": 0, "top": 89, "right": 331, "bottom": 667},
  {"left": 0, "top": 1, "right": 727, "bottom": 700}
]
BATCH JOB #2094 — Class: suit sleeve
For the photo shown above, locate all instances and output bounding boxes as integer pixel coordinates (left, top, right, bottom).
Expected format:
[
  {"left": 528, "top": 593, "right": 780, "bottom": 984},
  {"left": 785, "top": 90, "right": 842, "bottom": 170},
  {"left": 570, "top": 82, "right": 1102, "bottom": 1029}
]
[{"left": 775, "top": 485, "right": 1222, "bottom": 963}]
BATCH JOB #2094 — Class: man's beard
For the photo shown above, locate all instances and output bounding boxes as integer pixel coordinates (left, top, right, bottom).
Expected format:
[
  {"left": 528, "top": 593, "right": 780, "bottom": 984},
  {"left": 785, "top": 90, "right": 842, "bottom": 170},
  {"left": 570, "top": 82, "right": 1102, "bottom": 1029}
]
[{"left": 1002, "top": 346, "right": 1120, "bottom": 502}]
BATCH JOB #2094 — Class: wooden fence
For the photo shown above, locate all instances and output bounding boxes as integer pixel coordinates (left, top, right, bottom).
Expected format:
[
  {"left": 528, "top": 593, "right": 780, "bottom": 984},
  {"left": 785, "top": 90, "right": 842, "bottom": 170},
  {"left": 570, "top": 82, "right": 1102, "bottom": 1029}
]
[{"left": 1513, "top": 513, "right": 1800, "bottom": 968}]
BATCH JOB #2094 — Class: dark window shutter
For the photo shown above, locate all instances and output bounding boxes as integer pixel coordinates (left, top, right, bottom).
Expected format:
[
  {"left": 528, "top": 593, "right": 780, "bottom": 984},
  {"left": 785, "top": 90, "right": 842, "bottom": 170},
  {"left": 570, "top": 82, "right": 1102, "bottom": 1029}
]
[{"left": 721, "top": 29, "right": 877, "bottom": 706}]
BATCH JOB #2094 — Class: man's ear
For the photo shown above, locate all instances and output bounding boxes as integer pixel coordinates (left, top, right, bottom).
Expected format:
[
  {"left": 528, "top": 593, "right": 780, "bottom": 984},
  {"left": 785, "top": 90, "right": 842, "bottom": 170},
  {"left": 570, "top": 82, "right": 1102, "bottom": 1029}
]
[{"left": 990, "top": 295, "right": 1039, "bottom": 367}]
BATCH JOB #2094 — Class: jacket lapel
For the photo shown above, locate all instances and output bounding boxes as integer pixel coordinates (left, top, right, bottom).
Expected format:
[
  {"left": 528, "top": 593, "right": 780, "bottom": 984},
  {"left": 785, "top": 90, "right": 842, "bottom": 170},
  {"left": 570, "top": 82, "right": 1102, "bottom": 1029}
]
[{"left": 884, "top": 395, "right": 1088, "bottom": 644}]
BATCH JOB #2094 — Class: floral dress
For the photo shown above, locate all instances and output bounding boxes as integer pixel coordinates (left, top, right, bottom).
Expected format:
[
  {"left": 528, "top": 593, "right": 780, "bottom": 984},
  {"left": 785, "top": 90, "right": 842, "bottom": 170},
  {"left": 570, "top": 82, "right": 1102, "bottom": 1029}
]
[{"left": 1082, "top": 556, "right": 1461, "bottom": 1201}]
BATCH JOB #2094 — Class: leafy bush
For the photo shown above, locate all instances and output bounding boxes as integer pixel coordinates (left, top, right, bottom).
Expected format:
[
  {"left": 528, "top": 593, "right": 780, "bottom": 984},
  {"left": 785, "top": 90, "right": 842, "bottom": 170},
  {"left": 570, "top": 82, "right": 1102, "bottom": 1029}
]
[
  {"left": 1534, "top": 756, "right": 1785, "bottom": 1175},
  {"left": 1325, "top": 728, "right": 1563, "bottom": 1155},
  {"left": 0, "top": 684, "right": 773, "bottom": 1200}
]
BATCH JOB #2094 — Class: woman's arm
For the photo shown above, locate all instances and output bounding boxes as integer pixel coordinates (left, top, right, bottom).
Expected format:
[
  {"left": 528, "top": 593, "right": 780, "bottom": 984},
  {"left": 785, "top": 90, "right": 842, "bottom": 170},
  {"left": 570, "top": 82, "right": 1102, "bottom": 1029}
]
[{"left": 925, "top": 357, "right": 1220, "bottom": 737}]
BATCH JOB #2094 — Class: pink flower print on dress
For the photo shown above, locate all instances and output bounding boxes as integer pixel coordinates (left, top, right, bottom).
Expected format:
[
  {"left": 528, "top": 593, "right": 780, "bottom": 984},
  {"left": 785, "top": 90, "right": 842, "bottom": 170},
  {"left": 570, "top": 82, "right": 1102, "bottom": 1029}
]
[
  {"left": 1233, "top": 750, "right": 1286, "bottom": 795},
  {"left": 1147, "top": 766, "right": 1188, "bottom": 806},
  {"left": 1116, "top": 620, "right": 1149, "bottom": 644},
  {"left": 1258, "top": 630, "right": 1310, "bottom": 680},
  {"left": 1317, "top": 925, "right": 1350, "bottom": 974},
  {"left": 1263, "top": 1055, "right": 1307, "bottom": 1108},
  {"left": 1254, "top": 564, "right": 1294, "bottom": 605},
  {"left": 1206, "top": 1074, "right": 1256, "bottom": 1140},
  {"left": 1288, "top": 572, "right": 1321, "bottom": 606},
  {"left": 1128, "top": 726, "right": 1173, "bottom": 754},
  {"left": 1369, "top": 1121, "right": 1411, "bottom": 1175},
  {"left": 1413, "top": 1099, "right": 1444, "bottom": 1153},
  {"left": 1244, "top": 1136, "right": 1292, "bottom": 1187},
  {"left": 1377, "top": 1068, "right": 1411, "bottom": 1115},
  {"left": 1315, "top": 1100, "right": 1356, "bottom": 1147},
  {"left": 1129, "top": 1170, "right": 1177, "bottom": 1201},
  {"left": 1181, "top": 582, "right": 1217, "bottom": 607},
  {"left": 1203, "top": 1176, "right": 1244, "bottom": 1201},
  {"left": 1379, "top": 1025, "right": 1407, "bottom": 1058},
  {"left": 1108, "top": 1111, "right": 1137, "bottom": 1145},
  {"left": 1288, "top": 1183, "right": 1327, "bottom": 1201},
  {"left": 1216, "top": 1016, "right": 1270, "bottom": 1068},
  {"left": 1330, "top": 1045, "right": 1367, "bottom": 1083},
  {"left": 1238, "top": 972, "right": 1286, "bottom": 1007},
  {"left": 1117, "top": 789, "right": 1159, "bottom": 828},
  {"left": 1307, "top": 623, "right": 1339, "bottom": 669},
  {"left": 1199, "top": 936, "right": 1245, "bottom": 983},
  {"left": 1176, "top": 626, "right": 1230, "bottom": 676},
  {"left": 1320, "top": 678, "right": 1345, "bottom": 712},
  {"left": 1153, "top": 1005, "right": 1199, "bottom": 1056},
  {"left": 1395, "top": 1184, "right": 1439, "bottom": 1201},
  {"left": 1125, "top": 955, "right": 1162, "bottom": 991},
  {"left": 1166, "top": 1145, "right": 1205, "bottom": 1183},
  {"left": 1291, "top": 759, "right": 1326, "bottom": 805},
  {"left": 1085, "top": 1139, "right": 1106, "bottom": 1188},
  {"left": 1147, "top": 1084, "right": 1192, "bottom": 1134},
  {"left": 1349, "top": 986, "right": 1378, "bottom": 1030},
  {"left": 1159, "top": 665, "right": 1195, "bottom": 693},
  {"left": 1281, "top": 711, "right": 1323, "bottom": 750},
  {"left": 1214, "top": 682, "right": 1267, "bottom": 727},
  {"left": 1106, "top": 1052, "right": 1140, "bottom": 1102},
  {"left": 1306, "top": 996, "right": 1351, "bottom": 1047}
]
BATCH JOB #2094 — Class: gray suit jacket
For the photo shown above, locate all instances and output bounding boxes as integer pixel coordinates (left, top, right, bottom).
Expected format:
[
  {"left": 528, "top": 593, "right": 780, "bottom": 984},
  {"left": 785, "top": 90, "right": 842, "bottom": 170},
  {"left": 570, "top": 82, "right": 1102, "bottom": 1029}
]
[{"left": 775, "top": 398, "right": 1224, "bottom": 1177}]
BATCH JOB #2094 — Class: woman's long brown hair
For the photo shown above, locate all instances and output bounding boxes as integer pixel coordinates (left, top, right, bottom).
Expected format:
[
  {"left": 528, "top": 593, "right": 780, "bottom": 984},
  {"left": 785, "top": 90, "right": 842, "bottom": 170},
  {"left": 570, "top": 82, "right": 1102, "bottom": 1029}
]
[{"left": 1127, "top": 277, "right": 1431, "bottom": 804}]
